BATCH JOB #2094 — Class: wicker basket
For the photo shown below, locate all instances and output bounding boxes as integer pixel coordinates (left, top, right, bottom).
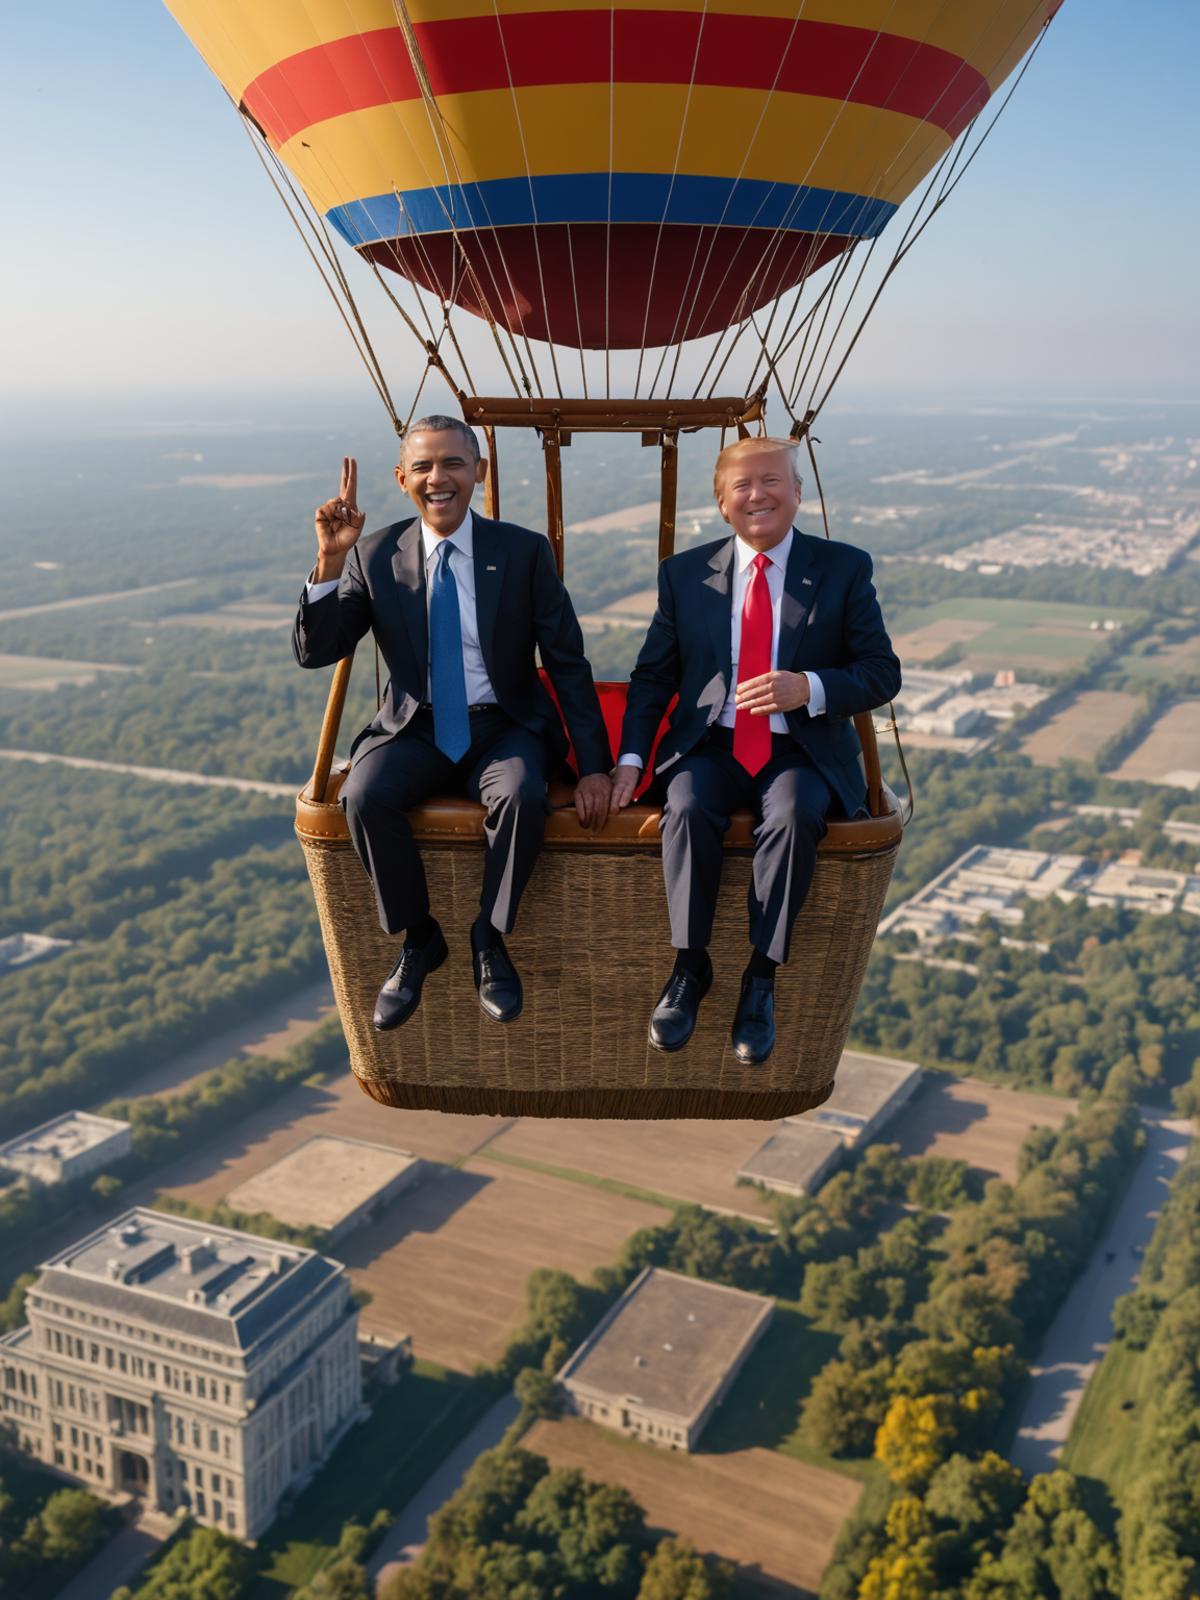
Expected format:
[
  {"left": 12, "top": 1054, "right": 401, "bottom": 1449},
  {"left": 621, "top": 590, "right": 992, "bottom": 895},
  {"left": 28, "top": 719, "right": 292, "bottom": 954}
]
[{"left": 296, "top": 719, "right": 902, "bottom": 1119}]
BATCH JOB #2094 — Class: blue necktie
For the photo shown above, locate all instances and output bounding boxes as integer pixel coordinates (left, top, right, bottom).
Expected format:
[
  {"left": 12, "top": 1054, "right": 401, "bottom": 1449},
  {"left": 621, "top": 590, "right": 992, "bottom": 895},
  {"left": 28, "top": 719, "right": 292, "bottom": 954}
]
[{"left": 429, "top": 541, "right": 471, "bottom": 761}]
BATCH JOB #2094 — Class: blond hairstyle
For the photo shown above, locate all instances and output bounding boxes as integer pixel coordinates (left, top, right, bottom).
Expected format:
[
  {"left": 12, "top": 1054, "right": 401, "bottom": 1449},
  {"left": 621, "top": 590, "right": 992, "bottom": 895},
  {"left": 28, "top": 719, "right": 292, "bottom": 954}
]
[{"left": 713, "top": 435, "right": 802, "bottom": 496}]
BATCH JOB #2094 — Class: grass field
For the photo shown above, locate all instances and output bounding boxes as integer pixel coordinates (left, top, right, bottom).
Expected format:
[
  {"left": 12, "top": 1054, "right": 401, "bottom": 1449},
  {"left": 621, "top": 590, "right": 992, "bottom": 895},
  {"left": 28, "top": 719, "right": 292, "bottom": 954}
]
[
  {"left": 526, "top": 1415, "right": 862, "bottom": 1599},
  {"left": 0, "top": 651, "right": 134, "bottom": 689},
  {"left": 891, "top": 597, "right": 1144, "bottom": 675},
  {"left": 485, "top": 1117, "right": 780, "bottom": 1221},
  {"left": 1021, "top": 689, "right": 1143, "bottom": 766},
  {"left": 1060, "top": 1340, "right": 1148, "bottom": 1500},
  {"left": 886, "top": 1073, "right": 1077, "bottom": 1182},
  {"left": 1118, "top": 630, "right": 1200, "bottom": 682},
  {"left": 1111, "top": 699, "right": 1200, "bottom": 788}
]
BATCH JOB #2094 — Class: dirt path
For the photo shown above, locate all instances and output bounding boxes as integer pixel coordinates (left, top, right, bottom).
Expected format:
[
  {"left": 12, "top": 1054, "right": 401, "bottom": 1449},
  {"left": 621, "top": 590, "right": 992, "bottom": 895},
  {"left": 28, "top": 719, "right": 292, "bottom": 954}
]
[
  {"left": 0, "top": 746, "right": 295, "bottom": 798},
  {"left": 0, "top": 578, "right": 196, "bottom": 621}
]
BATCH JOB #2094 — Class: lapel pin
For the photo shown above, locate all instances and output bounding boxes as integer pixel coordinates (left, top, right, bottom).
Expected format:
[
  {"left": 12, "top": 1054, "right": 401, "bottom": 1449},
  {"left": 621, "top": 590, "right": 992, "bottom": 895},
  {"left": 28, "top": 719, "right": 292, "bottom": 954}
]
[
  {"left": 802, "top": 577, "right": 812, "bottom": 585},
  {"left": 486, "top": 564, "right": 497, "bottom": 571}
]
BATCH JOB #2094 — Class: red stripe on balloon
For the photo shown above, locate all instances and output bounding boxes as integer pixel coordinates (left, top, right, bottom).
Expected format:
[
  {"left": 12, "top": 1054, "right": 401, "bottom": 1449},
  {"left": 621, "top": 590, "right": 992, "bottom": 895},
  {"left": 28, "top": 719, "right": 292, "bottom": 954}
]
[{"left": 243, "top": 12, "right": 989, "bottom": 148}]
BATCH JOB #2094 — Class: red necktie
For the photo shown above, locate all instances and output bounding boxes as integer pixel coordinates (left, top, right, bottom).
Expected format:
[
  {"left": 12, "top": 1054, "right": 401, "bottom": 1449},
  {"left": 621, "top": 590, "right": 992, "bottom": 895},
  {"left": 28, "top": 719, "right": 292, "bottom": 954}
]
[{"left": 733, "top": 552, "right": 773, "bottom": 776}]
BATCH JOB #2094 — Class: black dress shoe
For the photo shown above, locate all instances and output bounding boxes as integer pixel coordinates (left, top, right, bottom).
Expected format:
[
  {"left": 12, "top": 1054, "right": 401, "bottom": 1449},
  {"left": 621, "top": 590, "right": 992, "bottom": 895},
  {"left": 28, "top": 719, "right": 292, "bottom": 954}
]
[
  {"left": 373, "top": 925, "right": 448, "bottom": 1031},
  {"left": 471, "top": 933, "right": 523, "bottom": 1023},
  {"left": 648, "top": 959, "right": 713, "bottom": 1053},
  {"left": 731, "top": 975, "right": 775, "bottom": 1065}
]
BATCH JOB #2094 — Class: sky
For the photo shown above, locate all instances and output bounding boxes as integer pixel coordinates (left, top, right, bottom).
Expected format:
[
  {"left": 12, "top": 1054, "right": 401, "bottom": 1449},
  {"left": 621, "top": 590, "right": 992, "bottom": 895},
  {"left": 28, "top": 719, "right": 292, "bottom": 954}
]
[{"left": 3, "top": 0, "right": 1198, "bottom": 421}]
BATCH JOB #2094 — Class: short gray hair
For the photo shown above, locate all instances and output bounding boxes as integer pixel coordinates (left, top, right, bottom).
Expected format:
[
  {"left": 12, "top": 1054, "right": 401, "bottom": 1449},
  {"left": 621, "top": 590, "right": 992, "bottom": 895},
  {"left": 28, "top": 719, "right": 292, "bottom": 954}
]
[{"left": 402, "top": 415, "right": 481, "bottom": 463}]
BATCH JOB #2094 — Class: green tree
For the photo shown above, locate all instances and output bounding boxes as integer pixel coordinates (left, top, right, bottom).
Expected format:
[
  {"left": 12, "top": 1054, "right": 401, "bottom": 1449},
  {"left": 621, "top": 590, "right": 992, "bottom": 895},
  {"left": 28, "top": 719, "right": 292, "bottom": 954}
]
[
  {"left": 637, "top": 1537, "right": 734, "bottom": 1599},
  {"left": 514, "top": 1367, "right": 561, "bottom": 1420},
  {"left": 295, "top": 1557, "right": 372, "bottom": 1600},
  {"left": 120, "top": 1524, "right": 252, "bottom": 1600},
  {"left": 37, "top": 1488, "right": 102, "bottom": 1565}
]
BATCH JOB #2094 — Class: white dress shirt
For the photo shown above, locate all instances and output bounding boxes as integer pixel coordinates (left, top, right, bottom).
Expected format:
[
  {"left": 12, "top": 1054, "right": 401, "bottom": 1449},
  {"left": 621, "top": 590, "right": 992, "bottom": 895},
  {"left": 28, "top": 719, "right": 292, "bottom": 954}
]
[
  {"left": 306, "top": 509, "right": 497, "bottom": 704},
  {"left": 618, "top": 529, "right": 825, "bottom": 769}
]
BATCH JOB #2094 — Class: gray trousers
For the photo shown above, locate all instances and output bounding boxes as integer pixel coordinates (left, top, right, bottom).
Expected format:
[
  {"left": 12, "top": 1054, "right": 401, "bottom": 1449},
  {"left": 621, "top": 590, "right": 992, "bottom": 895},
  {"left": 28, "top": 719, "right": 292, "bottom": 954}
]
[
  {"left": 659, "top": 729, "right": 832, "bottom": 965},
  {"left": 340, "top": 708, "right": 547, "bottom": 936}
]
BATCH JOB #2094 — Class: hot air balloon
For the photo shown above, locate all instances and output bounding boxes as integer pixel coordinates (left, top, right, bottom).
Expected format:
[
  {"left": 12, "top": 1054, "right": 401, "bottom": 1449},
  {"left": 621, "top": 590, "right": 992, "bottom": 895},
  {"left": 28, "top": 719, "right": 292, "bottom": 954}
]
[{"left": 165, "top": 0, "right": 1060, "bottom": 1118}]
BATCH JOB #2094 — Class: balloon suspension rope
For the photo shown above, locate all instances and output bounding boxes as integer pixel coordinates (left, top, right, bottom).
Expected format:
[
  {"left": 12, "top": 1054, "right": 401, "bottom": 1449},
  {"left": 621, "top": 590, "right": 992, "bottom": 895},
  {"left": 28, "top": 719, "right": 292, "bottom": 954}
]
[{"left": 794, "top": 417, "right": 914, "bottom": 826}]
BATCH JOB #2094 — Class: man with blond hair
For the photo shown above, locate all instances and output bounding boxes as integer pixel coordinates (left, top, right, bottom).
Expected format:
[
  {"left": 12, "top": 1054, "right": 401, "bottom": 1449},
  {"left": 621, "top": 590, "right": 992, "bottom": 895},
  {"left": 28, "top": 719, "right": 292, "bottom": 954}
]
[{"left": 611, "top": 436, "right": 900, "bottom": 1064}]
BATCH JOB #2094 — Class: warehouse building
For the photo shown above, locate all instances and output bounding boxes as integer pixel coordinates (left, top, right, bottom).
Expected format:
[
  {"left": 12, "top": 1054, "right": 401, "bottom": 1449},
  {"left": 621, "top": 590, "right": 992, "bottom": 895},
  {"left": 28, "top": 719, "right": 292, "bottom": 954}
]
[
  {"left": 0, "top": 1208, "right": 363, "bottom": 1539},
  {"left": 559, "top": 1267, "right": 772, "bottom": 1451},
  {"left": 737, "top": 1123, "right": 845, "bottom": 1196},
  {"left": 224, "top": 1136, "right": 421, "bottom": 1243},
  {"left": 0, "top": 1111, "right": 132, "bottom": 1188},
  {"left": 798, "top": 1051, "right": 924, "bottom": 1147}
]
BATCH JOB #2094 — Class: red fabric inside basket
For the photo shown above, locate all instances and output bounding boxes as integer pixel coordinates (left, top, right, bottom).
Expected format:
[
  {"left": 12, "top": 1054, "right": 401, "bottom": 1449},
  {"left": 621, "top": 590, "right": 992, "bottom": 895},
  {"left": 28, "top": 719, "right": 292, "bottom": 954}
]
[{"left": 539, "top": 673, "right": 675, "bottom": 799}]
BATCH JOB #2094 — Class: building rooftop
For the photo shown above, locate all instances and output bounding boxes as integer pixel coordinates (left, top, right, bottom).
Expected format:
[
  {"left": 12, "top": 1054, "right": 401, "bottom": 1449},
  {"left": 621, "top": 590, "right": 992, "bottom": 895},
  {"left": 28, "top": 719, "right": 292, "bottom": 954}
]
[
  {"left": 796, "top": 1051, "right": 922, "bottom": 1130},
  {"left": 225, "top": 1137, "right": 419, "bottom": 1234},
  {"left": 0, "top": 1110, "right": 130, "bottom": 1170},
  {"left": 738, "top": 1123, "right": 844, "bottom": 1194},
  {"left": 559, "top": 1268, "right": 771, "bottom": 1427},
  {"left": 0, "top": 933, "right": 73, "bottom": 971},
  {"left": 33, "top": 1208, "right": 343, "bottom": 1353}
]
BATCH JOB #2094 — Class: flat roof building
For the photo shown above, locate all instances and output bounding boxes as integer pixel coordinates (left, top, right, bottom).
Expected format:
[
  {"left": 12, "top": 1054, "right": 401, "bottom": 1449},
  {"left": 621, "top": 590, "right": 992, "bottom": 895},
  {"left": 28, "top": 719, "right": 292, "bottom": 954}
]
[
  {"left": 0, "top": 1208, "right": 362, "bottom": 1540},
  {"left": 225, "top": 1136, "right": 421, "bottom": 1243},
  {"left": 796, "top": 1051, "right": 924, "bottom": 1147},
  {"left": 559, "top": 1268, "right": 772, "bottom": 1452},
  {"left": 0, "top": 1111, "right": 132, "bottom": 1188},
  {"left": 737, "top": 1123, "right": 844, "bottom": 1197},
  {"left": 0, "top": 932, "right": 73, "bottom": 972}
]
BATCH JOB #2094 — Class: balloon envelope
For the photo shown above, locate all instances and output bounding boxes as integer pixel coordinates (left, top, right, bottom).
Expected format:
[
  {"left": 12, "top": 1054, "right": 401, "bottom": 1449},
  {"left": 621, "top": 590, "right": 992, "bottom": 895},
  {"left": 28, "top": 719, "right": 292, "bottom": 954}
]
[{"left": 166, "top": 0, "right": 1059, "bottom": 350}]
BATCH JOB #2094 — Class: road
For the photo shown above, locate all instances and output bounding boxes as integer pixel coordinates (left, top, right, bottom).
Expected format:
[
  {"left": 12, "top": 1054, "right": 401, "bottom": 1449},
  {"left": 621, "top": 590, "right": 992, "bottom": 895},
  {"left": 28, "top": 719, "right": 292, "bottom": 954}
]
[
  {"left": 0, "top": 746, "right": 296, "bottom": 798},
  {"left": 123, "top": 977, "right": 335, "bottom": 1099},
  {"left": 369, "top": 1394, "right": 521, "bottom": 1591},
  {"left": 0, "top": 578, "right": 196, "bottom": 622},
  {"left": 53, "top": 1507, "right": 172, "bottom": 1600},
  {"left": 1010, "top": 1109, "right": 1194, "bottom": 1477}
]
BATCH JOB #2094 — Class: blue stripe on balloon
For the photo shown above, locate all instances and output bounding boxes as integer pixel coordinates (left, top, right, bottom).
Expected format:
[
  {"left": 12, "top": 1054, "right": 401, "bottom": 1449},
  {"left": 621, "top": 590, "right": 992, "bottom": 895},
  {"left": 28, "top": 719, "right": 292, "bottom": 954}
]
[{"left": 326, "top": 173, "right": 896, "bottom": 247}]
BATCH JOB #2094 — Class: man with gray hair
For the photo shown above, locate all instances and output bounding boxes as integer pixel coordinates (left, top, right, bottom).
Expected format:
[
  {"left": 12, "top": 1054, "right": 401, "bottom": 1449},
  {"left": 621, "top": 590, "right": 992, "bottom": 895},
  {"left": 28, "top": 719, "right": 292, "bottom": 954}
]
[{"left": 294, "top": 416, "right": 613, "bottom": 1030}]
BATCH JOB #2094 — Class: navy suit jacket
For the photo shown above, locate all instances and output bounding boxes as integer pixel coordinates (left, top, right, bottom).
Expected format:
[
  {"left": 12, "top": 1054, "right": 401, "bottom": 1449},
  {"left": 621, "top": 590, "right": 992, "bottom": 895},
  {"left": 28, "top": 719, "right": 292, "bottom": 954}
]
[
  {"left": 292, "top": 514, "right": 612, "bottom": 778},
  {"left": 617, "top": 529, "right": 901, "bottom": 817}
]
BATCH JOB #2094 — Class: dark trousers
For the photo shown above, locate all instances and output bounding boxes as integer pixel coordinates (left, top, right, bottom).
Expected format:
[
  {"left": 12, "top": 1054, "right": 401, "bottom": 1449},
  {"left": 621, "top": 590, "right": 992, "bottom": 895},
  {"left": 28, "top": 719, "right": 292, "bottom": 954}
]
[
  {"left": 659, "top": 728, "right": 832, "bottom": 965},
  {"left": 340, "top": 708, "right": 548, "bottom": 936}
]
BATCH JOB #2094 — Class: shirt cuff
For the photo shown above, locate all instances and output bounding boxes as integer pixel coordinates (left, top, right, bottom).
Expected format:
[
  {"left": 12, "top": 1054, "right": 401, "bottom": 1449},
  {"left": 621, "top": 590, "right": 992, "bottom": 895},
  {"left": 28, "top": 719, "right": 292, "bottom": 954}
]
[
  {"left": 805, "top": 672, "right": 827, "bottom": 717},
  {"left": 617, "top": 753, "right": 644, "bottom": 771},
  {"left": 305, "top": 578, "right": 340, "bottom": 602}
]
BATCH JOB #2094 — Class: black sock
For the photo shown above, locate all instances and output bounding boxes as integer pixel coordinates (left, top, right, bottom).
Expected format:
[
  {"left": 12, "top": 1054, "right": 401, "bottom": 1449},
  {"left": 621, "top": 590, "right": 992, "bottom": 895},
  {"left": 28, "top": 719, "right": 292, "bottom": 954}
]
[
  {"left": 673, "top": 947, "right": 709, "bottom": 980},
  {"left": 471, "top": 914, "right": 502, "bottom": 951},
  {"left": 406, "top": 914, "right": 437, "bottom": 948},
  {"left": 746, "top": 948, "right": 778, "bottom": 982}
]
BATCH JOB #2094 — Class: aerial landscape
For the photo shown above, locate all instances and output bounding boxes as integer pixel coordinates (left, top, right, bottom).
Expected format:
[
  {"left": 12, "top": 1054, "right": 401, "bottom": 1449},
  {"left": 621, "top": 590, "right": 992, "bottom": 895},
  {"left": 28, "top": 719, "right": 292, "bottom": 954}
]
[{"left": 4, "top": 0, "right": 1199, "bottom": 1597}]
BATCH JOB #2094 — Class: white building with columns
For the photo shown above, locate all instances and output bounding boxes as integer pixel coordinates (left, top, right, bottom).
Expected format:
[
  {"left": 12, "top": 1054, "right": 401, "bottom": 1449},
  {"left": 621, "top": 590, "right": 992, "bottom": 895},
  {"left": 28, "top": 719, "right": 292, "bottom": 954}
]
[{"left": 0, "top": 1208, "right": 363, "bottom": 1539}]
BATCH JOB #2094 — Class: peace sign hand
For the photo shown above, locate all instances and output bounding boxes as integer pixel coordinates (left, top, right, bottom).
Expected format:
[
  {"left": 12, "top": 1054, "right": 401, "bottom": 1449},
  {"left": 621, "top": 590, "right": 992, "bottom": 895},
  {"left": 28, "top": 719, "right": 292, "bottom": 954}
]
[{"left": 314, "top": 457, "right": 367, "bottom": 580}]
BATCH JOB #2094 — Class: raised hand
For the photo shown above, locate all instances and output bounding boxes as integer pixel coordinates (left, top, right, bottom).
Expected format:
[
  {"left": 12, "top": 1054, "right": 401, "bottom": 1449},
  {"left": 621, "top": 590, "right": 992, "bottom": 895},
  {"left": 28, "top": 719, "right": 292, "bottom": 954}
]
[{"left": 314, "top": 457, "right": 367, "bottom": 580}]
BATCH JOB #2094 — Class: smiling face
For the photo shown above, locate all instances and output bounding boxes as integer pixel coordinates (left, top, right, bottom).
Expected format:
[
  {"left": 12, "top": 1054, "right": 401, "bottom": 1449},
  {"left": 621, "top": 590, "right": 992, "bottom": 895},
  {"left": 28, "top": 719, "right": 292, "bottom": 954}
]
[
  {"left": 714, "top": 440, "right": 802, "bottom": 552},
  {"left": 395, "top": 426, "right": 488, "bottom": 535}
]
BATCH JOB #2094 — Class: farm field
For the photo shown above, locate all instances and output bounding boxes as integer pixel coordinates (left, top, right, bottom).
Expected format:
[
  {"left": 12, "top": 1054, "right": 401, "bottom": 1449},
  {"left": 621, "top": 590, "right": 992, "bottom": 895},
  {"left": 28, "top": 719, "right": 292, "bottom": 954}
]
[
  {"left": 158, "top": 1093, "right": 668, "bottom": 1370},
  {"left": 484, "top": 1117, "right": 779, "bottom": 1219},
  {"left": 1020, "top": 689, "right": 1142, "bottom": 766},
  {"left": 339, "top": 1162, "right": 667, "bottom": 1370},
  {"left": 526, "top": 1416, "right": 861, "bottom": 1599},
  {"left": 890, "top": 597, "right": 1143, "bottom": 674},
  {"left": 886, "top": 1072, "right": 1077, "bottom": 1182},
  {"left": 1118, "top": 628, "right": 1200, "bottom": 681},
  {"left": 0, "top": 651, "right": 135, "bottom": 689},
  {"left": 1111, "top": 699, "right": 1200, "bottom": 789}
]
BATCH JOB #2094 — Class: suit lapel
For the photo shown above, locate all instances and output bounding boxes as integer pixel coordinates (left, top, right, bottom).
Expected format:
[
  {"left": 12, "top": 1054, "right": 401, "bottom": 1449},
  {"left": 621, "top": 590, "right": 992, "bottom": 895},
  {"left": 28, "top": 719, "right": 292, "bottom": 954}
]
[
  {"left": 778, "top": 530, "right": 822, "bottom": 669},
  {"left": 471, "top": 515, "right": 507, "bottom": 679},
  {"left": 701, "top": 537, "right": 735, "bottom": 680},
  {"left": 390, "top": 518, "right": 428, "bottom": 680}
]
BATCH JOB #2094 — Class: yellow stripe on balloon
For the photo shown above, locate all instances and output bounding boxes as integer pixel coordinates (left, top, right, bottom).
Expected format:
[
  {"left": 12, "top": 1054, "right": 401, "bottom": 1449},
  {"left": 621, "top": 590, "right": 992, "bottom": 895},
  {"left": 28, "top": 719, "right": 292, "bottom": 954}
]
[
  {"left": 164, "top": 0, "right": 1058, "bottom": 109},
  {"left": 277, "top": 84, "right": 953, "bottom": 219}
]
